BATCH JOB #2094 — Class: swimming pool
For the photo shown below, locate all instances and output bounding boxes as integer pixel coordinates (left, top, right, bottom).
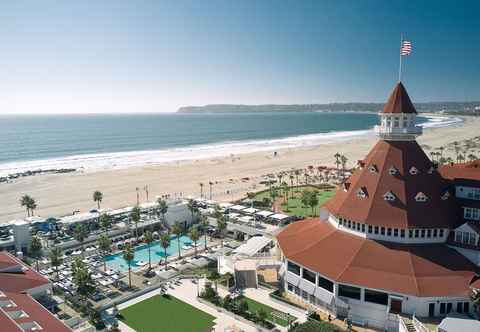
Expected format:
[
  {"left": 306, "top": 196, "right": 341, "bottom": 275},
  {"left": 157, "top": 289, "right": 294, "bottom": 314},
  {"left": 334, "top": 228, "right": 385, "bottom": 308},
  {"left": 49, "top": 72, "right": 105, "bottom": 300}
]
[{"left": 105, "top": 235, "right": 193, "bottom": 272}]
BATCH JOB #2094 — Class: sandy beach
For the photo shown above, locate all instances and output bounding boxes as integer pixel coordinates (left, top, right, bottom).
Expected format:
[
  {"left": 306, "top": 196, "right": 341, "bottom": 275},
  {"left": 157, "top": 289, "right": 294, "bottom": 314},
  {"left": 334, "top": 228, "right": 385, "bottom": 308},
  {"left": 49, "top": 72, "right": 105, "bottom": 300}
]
[{"left": 1, "top": 115, "right": 479, "bottom": 223}]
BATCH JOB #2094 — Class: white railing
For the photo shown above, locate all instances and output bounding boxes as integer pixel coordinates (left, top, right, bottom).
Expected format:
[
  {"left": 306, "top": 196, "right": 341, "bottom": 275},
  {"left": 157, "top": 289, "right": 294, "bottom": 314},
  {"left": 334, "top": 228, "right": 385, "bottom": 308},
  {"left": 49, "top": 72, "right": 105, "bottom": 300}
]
[{"left": 412, "top": 315, "right": 430, "bottom": 332}]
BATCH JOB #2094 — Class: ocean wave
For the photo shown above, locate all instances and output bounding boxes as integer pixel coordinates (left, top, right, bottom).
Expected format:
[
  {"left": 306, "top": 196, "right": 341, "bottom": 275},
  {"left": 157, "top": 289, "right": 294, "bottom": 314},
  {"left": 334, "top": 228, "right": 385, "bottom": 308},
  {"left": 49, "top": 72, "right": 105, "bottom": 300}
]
[{"left": 0, "top": 114, "right": 462, "bottom": 177}]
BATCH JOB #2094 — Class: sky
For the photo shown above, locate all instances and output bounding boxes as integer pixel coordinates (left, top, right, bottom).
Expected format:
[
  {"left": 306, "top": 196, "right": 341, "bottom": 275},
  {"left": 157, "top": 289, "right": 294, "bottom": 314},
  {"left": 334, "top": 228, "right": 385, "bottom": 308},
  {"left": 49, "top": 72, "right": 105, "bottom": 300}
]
[{"left": 0, "top": 0, "right": 479, "bottom": 114}]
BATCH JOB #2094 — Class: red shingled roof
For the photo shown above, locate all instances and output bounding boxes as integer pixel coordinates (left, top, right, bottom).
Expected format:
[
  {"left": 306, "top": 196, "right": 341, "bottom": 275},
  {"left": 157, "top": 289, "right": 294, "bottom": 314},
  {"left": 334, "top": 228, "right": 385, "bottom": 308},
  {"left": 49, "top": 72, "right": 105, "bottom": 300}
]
[
  {"left": 440, "top": 161, "right": 480, "bottom": 182},
  {"left": 277, "top": 219, "right": 478, "bottom": 297},
  {"left": 0, "top": 252, "right": 72, "bottom": 332},
  {"left": 324, "top": 140, "right": 456, "bottom": 229},
  {"left": 382, "top": 82, "right": 417, "bottom": 114}
]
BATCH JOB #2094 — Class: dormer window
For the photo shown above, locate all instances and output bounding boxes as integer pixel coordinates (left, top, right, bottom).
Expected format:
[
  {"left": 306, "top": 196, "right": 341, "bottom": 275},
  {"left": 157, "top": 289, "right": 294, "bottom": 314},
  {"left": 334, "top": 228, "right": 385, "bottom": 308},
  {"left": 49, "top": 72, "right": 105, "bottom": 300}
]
[
  {"left": 343, "top": 182, "right": 351, "bottom": 192},
  {"left": 427, "top": 166, "right": 434, "bottom": 174},
  {"left": 389, "top": 166, "right": 398, "bottom": 175},
  {"left": 383, "top": 191, "right": 396, "bottom": 201},
  {"left": 368, "top": 165, "right": 378, "bottom": 173},
  {"left": 357, "top": 160, "right": 365, "bottom": 169},
  {"left": 415, "top": 192, "right": 428, "bottom": 202},
  {"left": 409, "top": 167, "right": 419, "bottom": 175},
  {"left": 357, "top": 187, "right": 368, "bottom": 199},
  {"left": 441, "top": 191, "right": 450, "bottom": 200}
]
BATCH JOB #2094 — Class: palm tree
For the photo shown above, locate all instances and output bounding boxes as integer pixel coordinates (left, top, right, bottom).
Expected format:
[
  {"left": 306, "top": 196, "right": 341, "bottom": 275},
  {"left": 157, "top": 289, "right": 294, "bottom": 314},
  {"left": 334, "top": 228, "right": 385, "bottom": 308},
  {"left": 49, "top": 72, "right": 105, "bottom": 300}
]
[
  {"left": 27, "top": 197, "right": 37, "bottom": 216},
  {"left": 144, "top": 231, "right": 154, "bottom": 270},
  {"left": 130, "top": 205, "right": 141, "bottom": 241},
  {"left": 453, "top": 141, "right": 461, "bottom": 162},
  {"left": 171, "top": 222, "right": 183, "bottom": 259},
  {"left": 93, "top": 191, "right": 103, "bottom": 209},
  {"left": 99, "top": 213, "right": 111, "bottom": 236},
  {"left": 98, "top": 234, "right": 112, "bottom": 271},
  {"left": 28, "top": 236, "right": 42, "bottom": 271},
  {"left": 160, "top": 233, "right": 171, "bottom": 269},
  {"left": 71, "top": 258, "right": 95, "bottom": 304},
  {"left": 289, "top": 175, "right": 295, "bottom": 198},
  {"left": 294, "top": 170, "right": 301, "bottom": 191},
  {"left": 123, "top": 243, "right": 135, "bottom": 288},
  {"left": 334, "top": 152, "right": 341, "bottom": 175},
  {"left": 156, "top": 198, "right": 168, "bottom": 226},
  {"left": 199, "top": 182, "right": 204, "bottom": 198},
  {"left": 48, "top": 246, "right": 63, "bottom": 281},
  {"left": 308, "top": 191, "right": 320, "bottom": 216},
  {"left": 200, "top": 214, "right": 209, "bottom": 251},
  {"left": 188, "top": 227, "right": 200, "bottom": 257},
  {"left": 187, "top": 199, "right": 197, "bottom": 223},
  {"left": 340, "top": 155, "right": 348, "bottom": 182},
  {"left": 217, "top": 215, "right": 227, "bottom": 248},
  {"left": 73, "top": 223, "right": 88, "bottom": 257},
  {"left": 458, "top": 153, "right": 466, "bottom": 163},
  {"left": 208, "top": 181, "right": 214, "bottom": 200},
  {"left": 20, "top": 195, "right": 37, "bottom": 217}
]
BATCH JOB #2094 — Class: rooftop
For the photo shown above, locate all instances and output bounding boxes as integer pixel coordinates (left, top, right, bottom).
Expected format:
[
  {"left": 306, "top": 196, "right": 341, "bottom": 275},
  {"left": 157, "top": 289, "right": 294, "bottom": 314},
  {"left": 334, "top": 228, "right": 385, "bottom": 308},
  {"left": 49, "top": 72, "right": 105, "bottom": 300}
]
[{"left": 277, "top": 218, "right": 478, "bottom": 297}]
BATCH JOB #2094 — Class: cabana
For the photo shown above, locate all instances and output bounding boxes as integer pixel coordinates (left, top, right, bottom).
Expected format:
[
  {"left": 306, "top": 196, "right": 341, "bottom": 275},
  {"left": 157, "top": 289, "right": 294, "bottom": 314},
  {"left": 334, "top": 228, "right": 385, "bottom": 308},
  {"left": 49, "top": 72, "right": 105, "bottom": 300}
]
[
  {"left": 242, "top": 207, "right": 259, "bottom": 215},
  {"left": 255, "top": 210, "right": 274, "bottom": 219},
  {"left": 230, "top": 205, "right": 247, "bottom": 212},
  {"left": 269, "top": 213, "right": 291, "bottom": 224}
]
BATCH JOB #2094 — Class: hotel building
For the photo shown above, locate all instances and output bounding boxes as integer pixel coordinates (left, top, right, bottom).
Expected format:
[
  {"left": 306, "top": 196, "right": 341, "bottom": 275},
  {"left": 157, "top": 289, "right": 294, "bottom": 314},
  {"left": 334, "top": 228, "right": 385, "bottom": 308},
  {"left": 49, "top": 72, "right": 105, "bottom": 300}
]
[{"left": 277, "top": 82, "right": 480, "bottom": 330}]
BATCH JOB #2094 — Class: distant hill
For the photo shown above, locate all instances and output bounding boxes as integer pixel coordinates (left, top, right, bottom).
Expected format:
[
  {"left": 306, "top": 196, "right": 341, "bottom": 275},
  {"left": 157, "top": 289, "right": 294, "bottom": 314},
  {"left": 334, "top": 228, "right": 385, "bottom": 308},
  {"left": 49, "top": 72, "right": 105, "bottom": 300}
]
[{"left": 177, "top": 102, "right": 480, "bottom": 115}]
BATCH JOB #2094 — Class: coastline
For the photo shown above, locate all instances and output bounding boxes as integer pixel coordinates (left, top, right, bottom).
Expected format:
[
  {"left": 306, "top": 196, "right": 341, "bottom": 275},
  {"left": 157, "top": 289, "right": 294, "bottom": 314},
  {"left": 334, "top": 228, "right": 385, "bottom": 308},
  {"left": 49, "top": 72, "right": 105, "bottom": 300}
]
[{"left": 0, "top": 115, "right": 476, "bottom": 223}]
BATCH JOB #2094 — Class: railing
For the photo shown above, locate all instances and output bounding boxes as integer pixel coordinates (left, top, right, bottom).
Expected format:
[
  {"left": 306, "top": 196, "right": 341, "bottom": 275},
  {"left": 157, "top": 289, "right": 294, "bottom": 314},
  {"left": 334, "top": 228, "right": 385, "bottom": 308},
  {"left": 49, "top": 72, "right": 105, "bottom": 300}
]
[
  {"left": 413, "top": 314, "right": 430, "bottom": 332},
  {"left": 397, "top": 315, "right": 409, "bottom": 332}
]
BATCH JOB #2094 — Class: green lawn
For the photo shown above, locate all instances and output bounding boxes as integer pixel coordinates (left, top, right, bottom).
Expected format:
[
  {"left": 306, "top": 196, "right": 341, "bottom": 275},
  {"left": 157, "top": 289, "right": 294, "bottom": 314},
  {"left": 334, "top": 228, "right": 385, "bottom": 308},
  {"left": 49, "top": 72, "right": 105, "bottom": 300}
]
[
  {"left": 280, "top": 189, "right": 335, "bottom": 217},
  {"left": 119, "top": 295, "right": 215, "bottom": 332},
  {"left": 241, "top": 296, "right": 296, "bottom": 327},
  {"left": 253, "top": 185, "right": 335, "bottom": 218}
]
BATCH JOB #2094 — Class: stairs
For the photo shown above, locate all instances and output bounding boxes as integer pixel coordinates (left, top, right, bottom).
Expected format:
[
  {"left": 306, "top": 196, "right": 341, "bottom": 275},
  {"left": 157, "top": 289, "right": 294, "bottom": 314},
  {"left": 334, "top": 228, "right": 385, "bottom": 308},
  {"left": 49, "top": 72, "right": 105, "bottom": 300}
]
[{"left": 404, "top": 320, "right": 416, "bottom": 332}]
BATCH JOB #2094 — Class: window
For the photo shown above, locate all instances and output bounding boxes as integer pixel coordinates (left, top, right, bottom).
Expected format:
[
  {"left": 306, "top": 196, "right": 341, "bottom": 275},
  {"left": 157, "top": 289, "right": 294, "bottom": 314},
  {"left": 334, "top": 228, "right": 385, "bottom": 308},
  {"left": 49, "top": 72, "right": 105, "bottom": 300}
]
[
  {"left": 457, "top": 302, "right": 463, "bottom": 313},
  {"left": 433, "top": 229, "right": 438, "bottom": 237},
  {"left": 361, "top": 224, "right": 365, "bottom": 232},
  {"left": 368, "top": 225, "right": 372, "bottom": 233},
  {"left": 410, "top": 167, "right": 419, "bottom": 175},
  {"left": 394, "top": 229, "right": 398, "bottom": 237},
  {"left": 415, "top": 192, "right": 427, "bottom": 202},
  {"left": 374, "top": 226, "right": 379, "bottom": 234},
  {"left": 415, "top": 229, "right": 419, "bottom": 238},
  {"left": 389, "top": 166, "right": 398, "bottom": 175},
  {"left": 409, "top": 229, "right": 413, "bottom": 238},
  {"left": 357, "top": 187, "right": 367, "bottom": 199},
  {"left": 302, "top": 268, "right": 316, "bottom": 284},
  {"left": 387, "top": 228, "right": 392, "bottom": 236},
  {"left": 440, "top": 303, "right": 446, "bottom": 314},
  {"left": 439, "top": 229, "right": 444, "bottom": 237},
  {"left": 338, "top": 285, "right": 361, "bottom": 300},
  {"left": 381, "top": 227, "right": 385, "bottom": 235},
  {"left": 384, "top": 191, "right": 396, "bottom": 201},
  {"left": 352, "top": 221, "right": 356, "bottom": 229},
  {"left": 421, "top": 229, "right": 426, "bottom": 238},
  {"left": 441, "top": 191, "right": 450, "bottom": 200},
  {"left": 400, "top": 229, "right": 405, "bottom": 238},
  {"left": 347, "top": 220, "right": 351, "bottom": 228},
  {"left": 364, "top": 289, "right": 388, "bottom": 306},
  {"left": 302, "top": 290, "right": 308, "bottom": 300},
  {"left": 317, "top": 276, "right": 334, "bottom": 292},
  {"left": 464, "top": 302, "right": 470, "bottom": 313},
  {"left": 427, "top": 229, "right": 432, "bottom": 238},
  {"left": 287, "top": 261, "right": 300, "bottom": 275},
  {"left": 287, "top": 283, "right": 294, "bottom": 292},
  {"left": 464, "top": 207, "right": 480, "bottom": 220},
  {"left": 394, "top": 118, "right": 399, "bottom": 128}
]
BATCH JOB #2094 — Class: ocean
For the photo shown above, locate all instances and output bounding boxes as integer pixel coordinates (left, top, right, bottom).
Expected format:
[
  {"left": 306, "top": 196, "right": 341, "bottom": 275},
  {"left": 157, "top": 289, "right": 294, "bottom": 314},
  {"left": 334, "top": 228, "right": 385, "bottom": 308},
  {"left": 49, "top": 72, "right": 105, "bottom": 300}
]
[{"left": 0, "top": 112, "right": 461, "bottom": 177}]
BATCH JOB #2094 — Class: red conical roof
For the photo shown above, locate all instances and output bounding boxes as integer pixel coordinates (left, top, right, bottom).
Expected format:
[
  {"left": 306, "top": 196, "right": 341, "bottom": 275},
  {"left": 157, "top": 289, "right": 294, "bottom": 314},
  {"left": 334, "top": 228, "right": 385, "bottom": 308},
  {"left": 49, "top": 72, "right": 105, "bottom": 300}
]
[
  {"left": 382, "top": 82, "right": 417, "bottom": 114},
  {"left": 324, "top": 140, "right": 456, "bottom": 229}
]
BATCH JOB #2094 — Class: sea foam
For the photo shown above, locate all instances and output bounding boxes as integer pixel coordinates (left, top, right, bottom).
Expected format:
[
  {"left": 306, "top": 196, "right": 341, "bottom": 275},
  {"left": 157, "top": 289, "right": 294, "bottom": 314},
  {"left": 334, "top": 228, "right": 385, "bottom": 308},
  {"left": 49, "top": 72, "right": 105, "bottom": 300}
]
[{"left": 0, "top": 115, "right": 462, "bottom": 177}]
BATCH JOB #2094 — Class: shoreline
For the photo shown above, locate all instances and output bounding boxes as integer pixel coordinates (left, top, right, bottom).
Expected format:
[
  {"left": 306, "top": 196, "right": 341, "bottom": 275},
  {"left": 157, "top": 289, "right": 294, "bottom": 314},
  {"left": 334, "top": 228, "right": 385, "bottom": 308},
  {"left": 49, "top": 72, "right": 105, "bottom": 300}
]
[
  {"left": 0, "top": 115, "right": 477, "bottom": 223},
  {"left": 0, "top": 113, "right": 462, "bottom": 179}
]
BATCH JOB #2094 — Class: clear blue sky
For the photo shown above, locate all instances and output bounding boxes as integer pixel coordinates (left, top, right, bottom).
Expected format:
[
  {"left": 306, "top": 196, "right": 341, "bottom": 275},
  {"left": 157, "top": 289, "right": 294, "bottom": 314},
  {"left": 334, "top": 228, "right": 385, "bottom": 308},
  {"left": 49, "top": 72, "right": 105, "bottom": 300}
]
[{"left": 1, "top": 0, "right": 479, "bottom": 113}]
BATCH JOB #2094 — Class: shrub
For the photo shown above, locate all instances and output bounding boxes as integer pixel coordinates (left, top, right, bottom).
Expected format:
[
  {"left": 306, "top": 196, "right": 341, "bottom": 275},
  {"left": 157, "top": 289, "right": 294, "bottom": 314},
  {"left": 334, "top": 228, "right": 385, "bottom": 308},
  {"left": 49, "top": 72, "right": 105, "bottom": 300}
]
[{"left": 288, "top": 320, "right": 343, "bottom": 332}]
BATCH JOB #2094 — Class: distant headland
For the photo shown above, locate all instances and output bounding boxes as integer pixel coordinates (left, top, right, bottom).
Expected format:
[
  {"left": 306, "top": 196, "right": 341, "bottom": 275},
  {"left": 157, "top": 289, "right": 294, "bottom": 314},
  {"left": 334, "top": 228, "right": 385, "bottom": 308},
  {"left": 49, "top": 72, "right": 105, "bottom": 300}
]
[{"left": 177, "top": 102, "right": 480, "bottom": 115}]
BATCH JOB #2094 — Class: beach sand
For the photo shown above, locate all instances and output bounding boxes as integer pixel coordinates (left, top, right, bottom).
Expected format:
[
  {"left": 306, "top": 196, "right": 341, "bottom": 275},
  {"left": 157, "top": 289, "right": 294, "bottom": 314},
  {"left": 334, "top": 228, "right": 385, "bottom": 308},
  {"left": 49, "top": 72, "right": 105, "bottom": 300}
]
[{"left": 1, "top": 116, "right": 479, "bottom": 223}]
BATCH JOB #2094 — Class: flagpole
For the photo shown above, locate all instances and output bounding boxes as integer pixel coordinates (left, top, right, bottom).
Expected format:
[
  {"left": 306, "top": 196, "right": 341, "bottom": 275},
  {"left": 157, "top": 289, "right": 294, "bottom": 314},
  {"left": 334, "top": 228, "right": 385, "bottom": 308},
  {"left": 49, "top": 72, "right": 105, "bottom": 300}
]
[{"left": 398, "top": 34, "right": 403, "bottom": 82}]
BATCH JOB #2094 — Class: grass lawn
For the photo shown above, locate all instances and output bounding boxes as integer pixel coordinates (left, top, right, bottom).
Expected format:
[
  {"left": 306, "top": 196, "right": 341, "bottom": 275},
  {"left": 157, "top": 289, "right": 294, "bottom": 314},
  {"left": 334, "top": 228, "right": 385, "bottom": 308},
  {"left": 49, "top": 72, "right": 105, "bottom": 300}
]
[
  {"left": 119, "top": 294, "right": 215, "bottom": 332},
  {"left": 280, "top": 189, "right": 335, "bottom": 217},
  {"left": 241, "top": 296, "right": 296, "bottom": 327}
]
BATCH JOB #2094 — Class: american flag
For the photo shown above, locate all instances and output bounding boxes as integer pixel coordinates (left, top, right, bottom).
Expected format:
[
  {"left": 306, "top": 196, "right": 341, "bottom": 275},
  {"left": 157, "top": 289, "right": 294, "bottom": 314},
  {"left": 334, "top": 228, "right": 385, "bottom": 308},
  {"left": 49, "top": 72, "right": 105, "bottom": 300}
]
[{"left": 400, "top": 40, "right": 412, "bottom": 56}]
